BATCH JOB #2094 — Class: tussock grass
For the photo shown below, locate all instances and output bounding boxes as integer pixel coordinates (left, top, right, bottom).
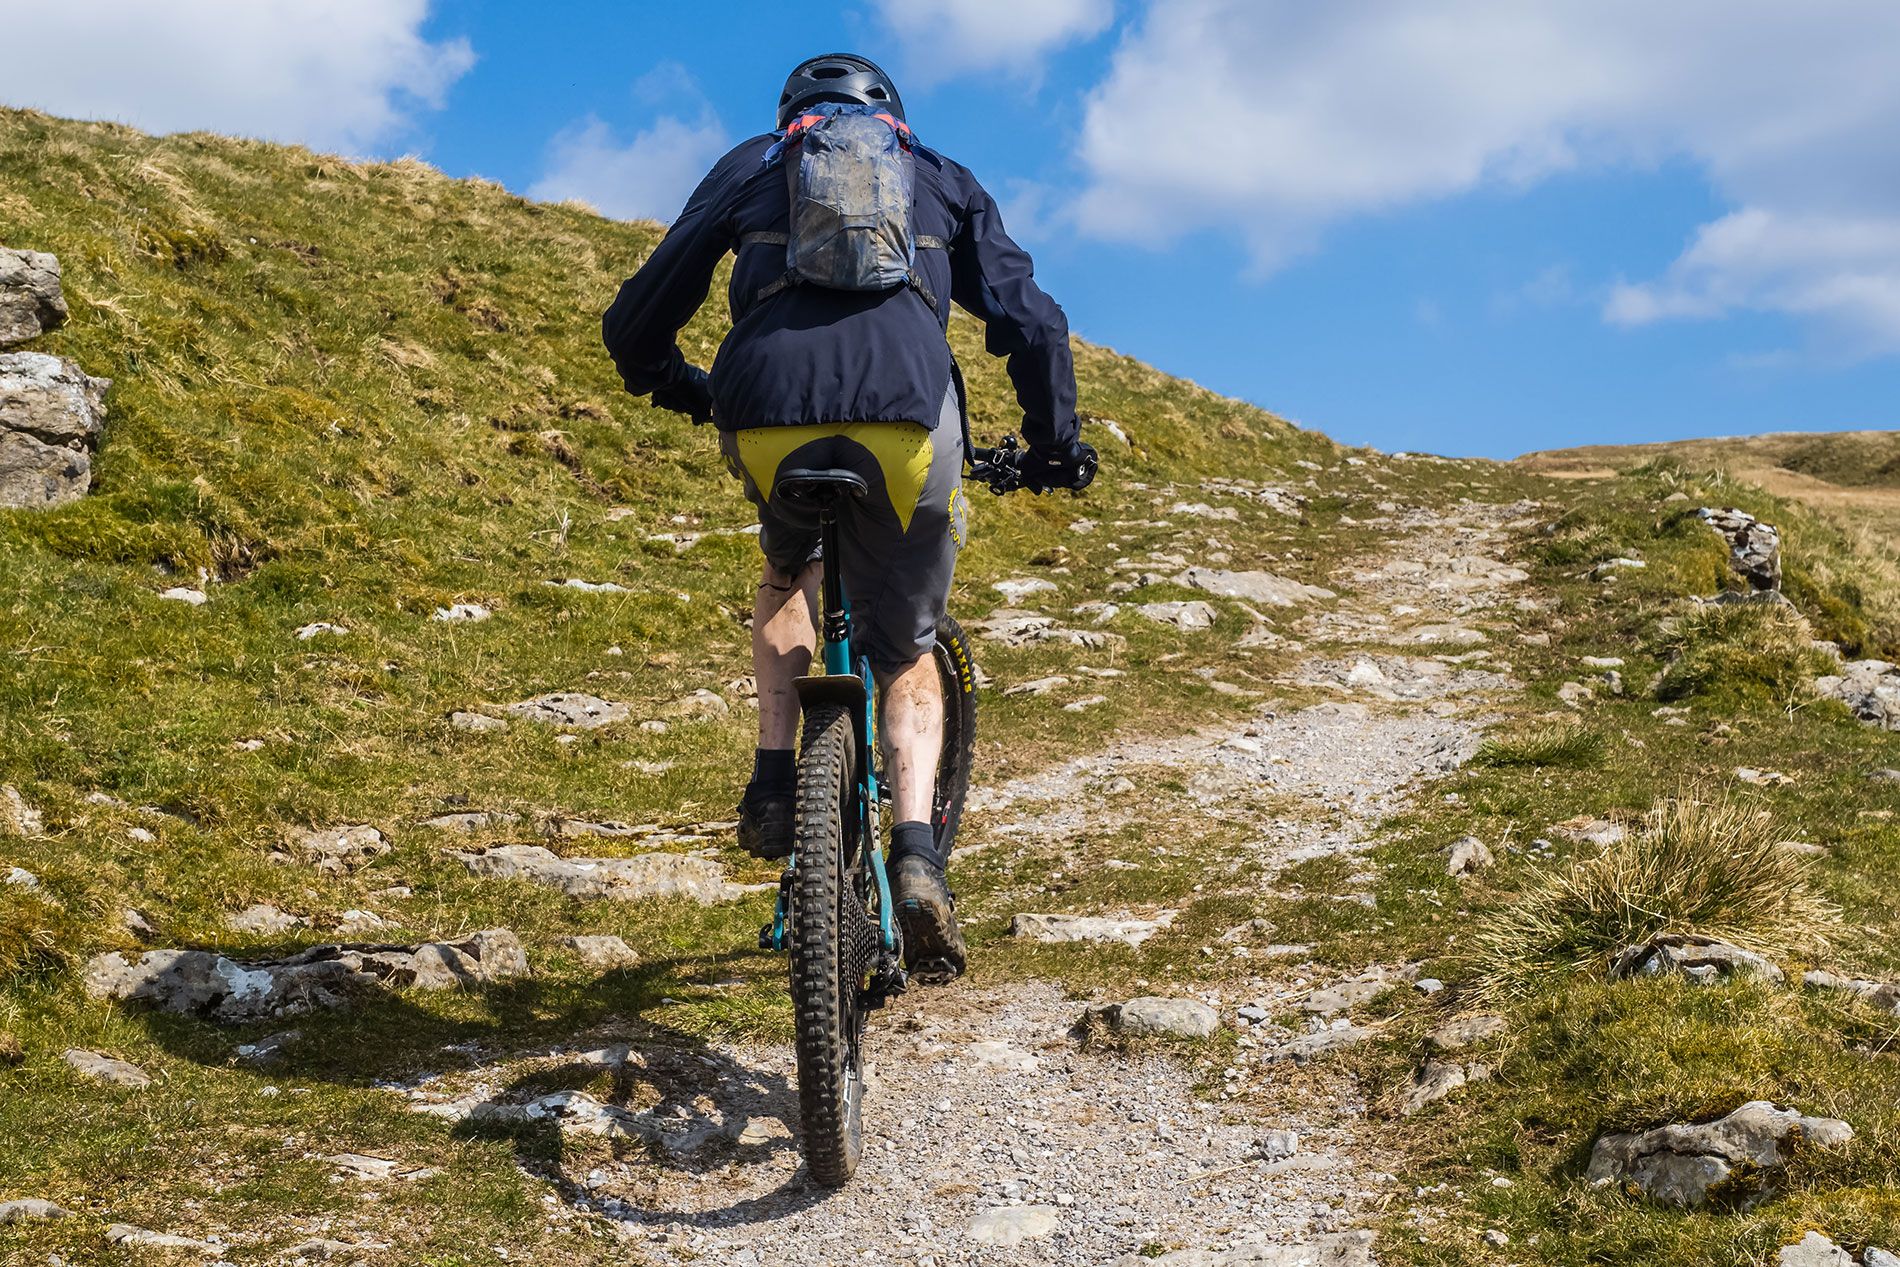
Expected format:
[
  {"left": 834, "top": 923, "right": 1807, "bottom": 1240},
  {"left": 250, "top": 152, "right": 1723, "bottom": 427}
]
[
  {"left": 1654, "top": 601, "right": 1830, "bottom": 706},
  {"left": 1472, "top": 721, "right": 1607, "bottom": 769},
  {"left": 1476, "top": 794, "right": 1837, "bottom": 999}
]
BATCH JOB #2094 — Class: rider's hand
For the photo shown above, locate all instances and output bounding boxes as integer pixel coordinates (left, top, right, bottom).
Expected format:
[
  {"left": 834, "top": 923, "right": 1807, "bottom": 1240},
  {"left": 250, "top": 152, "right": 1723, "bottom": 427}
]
[
  {"left": 1020, "top": 437, "right": 1099, "bottom": 494},
  {"left": 650, "top": 364, "right": 714, "bottom": 425}
]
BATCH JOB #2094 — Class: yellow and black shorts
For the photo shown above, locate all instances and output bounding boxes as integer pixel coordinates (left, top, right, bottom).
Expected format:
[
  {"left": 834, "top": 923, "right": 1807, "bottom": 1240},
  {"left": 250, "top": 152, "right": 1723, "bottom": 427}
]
[{"left": 720, "top": 386, "right": 968, "bottom": 671}]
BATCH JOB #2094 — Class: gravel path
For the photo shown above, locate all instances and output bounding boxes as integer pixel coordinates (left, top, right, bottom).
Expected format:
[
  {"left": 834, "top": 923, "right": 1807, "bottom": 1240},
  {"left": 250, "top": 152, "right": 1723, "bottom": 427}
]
[{"left": 403, "top": 499, "right": 1534, "bottom": 1266}]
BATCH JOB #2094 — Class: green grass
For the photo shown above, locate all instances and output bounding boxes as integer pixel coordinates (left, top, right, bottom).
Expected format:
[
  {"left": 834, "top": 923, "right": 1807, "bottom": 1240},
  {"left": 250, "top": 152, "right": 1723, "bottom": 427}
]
[
  {"left": 1473, "top": 722, "right": 1608, "bottom": 769},
  {"left": 10, "top": 104, "right": 1900, "bottom": 1267},
  {"left": 1655, "top": 601, "right": 1835, "bottom": 708},
  {"left": 1473, "top": 794, "right": 1838, "bottom": 1000}
]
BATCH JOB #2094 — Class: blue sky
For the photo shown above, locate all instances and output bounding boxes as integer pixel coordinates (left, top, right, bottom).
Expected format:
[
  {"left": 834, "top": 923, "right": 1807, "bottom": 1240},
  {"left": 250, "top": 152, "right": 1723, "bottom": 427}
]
[{"left": 7, "top": 1, "right": 1899, "bottom": 458}]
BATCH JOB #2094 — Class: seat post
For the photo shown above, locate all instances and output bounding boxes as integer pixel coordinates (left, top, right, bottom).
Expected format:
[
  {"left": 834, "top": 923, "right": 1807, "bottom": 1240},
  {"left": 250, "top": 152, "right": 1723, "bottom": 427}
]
[{"left": 818, "top": 507, "right": 851, "bottom": 672}]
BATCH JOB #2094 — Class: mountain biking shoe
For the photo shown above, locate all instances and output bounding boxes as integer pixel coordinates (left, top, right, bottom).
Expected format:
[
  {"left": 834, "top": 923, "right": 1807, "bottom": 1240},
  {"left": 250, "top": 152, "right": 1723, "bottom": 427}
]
[
  {"left": 893, "top": 853, "right": 966, "bottom": 984},
  {"left": 736, "top": 790, "right": 795, "bottom": 859}
]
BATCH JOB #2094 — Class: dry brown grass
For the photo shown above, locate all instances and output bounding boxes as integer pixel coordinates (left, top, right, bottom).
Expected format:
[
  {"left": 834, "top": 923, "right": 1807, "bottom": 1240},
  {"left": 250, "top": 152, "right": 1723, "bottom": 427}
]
[{"left": 1475, "top": 793, "right": 1838, "bottom": 999}]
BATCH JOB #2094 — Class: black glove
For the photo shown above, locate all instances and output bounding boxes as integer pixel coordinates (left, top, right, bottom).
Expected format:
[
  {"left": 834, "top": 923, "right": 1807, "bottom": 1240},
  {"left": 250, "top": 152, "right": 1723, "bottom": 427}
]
[
  {"left": 650, "top": 364, "right": 713, "bottom": 424},
  {"left": 1019, "top": 437, "right": 1098, "bottom": 494}
]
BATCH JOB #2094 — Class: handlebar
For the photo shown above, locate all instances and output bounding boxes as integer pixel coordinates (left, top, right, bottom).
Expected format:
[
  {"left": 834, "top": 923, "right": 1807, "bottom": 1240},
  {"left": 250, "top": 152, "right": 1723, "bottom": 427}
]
[
  {"left": 966, "top": 434, "right": 1099, "bottom": 498},
  {"left": 966, "top": 435, "right": 1027, "bottom": 495}
]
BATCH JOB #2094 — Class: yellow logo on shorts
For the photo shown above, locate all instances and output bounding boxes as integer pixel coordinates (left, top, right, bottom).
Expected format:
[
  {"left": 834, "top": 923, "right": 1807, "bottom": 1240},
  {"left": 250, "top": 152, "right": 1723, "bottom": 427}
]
[{"left": 948, "top": 487, "right": 968, "bottom": 549}]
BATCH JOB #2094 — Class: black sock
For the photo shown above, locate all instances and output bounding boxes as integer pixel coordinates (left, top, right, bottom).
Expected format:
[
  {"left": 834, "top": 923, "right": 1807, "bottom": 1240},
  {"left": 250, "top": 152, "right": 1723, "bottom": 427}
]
[
  {"left": 890, "top": 820, "right": 942, "bottom": 870},
  {"left": 749, "top": 748, "right": 795, "bottom": 798}
]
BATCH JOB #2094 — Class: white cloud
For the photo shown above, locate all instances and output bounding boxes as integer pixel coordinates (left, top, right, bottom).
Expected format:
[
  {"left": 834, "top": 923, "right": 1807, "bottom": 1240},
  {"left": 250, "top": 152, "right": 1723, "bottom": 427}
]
[
  {"left": 872, "top": 0, "right": 1115, "bottom": 81},
  {"left": 1075, "top": 0, "right": 1900, "bottom": 354},
  {"left": 527, "top": 114, "right": 730, "bottom": 224},
  {"left": 0, "top": 0, "right": 473, "bottom": 153},
  {"left": 528, "top": 64, "right": 730, "bottom": 224}
]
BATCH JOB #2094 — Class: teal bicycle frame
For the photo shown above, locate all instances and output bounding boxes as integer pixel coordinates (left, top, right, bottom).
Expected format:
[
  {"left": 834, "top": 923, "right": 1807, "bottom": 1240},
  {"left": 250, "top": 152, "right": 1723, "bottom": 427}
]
[{"left": 761, "top": 509, "right": 900, "bottom": 964}]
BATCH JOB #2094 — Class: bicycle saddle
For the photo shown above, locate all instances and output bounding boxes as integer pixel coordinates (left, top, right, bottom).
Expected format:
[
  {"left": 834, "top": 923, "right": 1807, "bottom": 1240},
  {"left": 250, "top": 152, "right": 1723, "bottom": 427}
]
[{"left": 775, "top": 467, "right": 869, "bottom": 505}]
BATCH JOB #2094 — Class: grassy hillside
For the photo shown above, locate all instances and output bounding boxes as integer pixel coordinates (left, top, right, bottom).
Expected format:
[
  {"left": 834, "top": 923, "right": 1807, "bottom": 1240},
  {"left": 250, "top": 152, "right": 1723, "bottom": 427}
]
[
  {"left": 13, "top": 104, "right": 1900, "bottom": 1267},
  {"left": 0, "top": 106, "right": 1346, "bottom": 1261},
  {"left": 1519, "top": 430, "right": 1900, "bottom": 545}
]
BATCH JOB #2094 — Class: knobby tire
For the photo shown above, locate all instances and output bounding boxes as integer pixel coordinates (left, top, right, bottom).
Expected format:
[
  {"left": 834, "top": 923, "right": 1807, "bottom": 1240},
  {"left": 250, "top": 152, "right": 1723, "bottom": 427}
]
[
  {"left": 931, "top": 615, "right": 979, "bottom": 857},
  {"left": 790, "top": 703, "right": 865, "bottom": 1187}
]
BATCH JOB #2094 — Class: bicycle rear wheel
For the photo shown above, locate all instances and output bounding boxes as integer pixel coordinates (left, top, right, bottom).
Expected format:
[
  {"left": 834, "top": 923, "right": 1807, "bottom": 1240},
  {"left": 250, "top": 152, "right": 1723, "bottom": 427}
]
[
  {"left": 930, "top": 614, "right": 979, "bottom": 858},
  {"left": 790, "top": 703, "right": 876, "bottom": 1187}
]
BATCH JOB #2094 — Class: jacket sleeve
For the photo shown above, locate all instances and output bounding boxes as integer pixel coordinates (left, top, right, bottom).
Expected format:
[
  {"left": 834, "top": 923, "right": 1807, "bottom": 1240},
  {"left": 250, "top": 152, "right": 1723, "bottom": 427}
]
[
  {"left": 601, "top": 163, "right": 734, "bottom": 408},
  {"left": 945, "top": 170, "right": 1079, "bottom": 450}
]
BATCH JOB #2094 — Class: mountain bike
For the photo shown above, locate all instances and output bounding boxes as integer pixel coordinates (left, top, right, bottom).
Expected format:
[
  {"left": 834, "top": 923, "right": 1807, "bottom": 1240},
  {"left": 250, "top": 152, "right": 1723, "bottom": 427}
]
[{"left": 756, "top": 440, "right": 1042, "bottom": 1187}]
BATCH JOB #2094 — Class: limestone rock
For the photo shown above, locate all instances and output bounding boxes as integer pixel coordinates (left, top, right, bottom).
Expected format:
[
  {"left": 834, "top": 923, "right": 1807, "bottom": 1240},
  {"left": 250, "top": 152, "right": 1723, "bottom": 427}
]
[
  {"left": 63, "top": 1048, "right": 152, "bottom": 1087},
  {"left": 1803, "top": 969, "right": 1900, "bottom": 1014},
  {"left": 1779, "top": 1231, "right": 1853, "bottom": 1266},
  {"left": 992, "top": 577, "right": 1057, "bottom": 601},
  {"left": 1427, "top": 1014, "right": 1508, "bottom": 1049},
  {"left": 1113, "top": 996, "right": 1220, "bottom": 1039},
  {"left": 1275, "top": 1024, "right": 1371, "bottom": 1064},
  {"left": 968, "top": 1040, "right": 1039, "bottom": 1071},
  {"left": 973, "top": 607, "right": 1124, "bottom": 649},
  {"left": 0, "top": 248, "right": 67, "bottom": 345},
  {"left": 1005, "top": 676, "right": 1068, "bottom": 697},
  {"left": 450, "top": 710, "right": 509, "bottom": 733},
  {"left": 503, "top": 692, "right": 629, "bottom": 729},
  {"left": 0, "top": 784, "right": 41, "bottom": 836},
  {"left": 295, "top": 824, "right": 389, "bottom": 871},
  {"left": 235, "top": 1030, "right": 302, "bottom": 1064},
  {"left": 1010, "top": 910, "right": 1175, "bottom": 949},
  {"left": 1398, "top": 1058, "right": 1491, "bottom": 1116},
  {"left": 226, "top": 903, "right": 306, "bottom": 934},
  {"left": 81, "top": 928, "right": 529, "bottom": 1022},
  {"left": 1404, "top": 623, "right": 1486, "bottom": 645},
  {"left": 0, "top": 429, "right": 90, "bottom": 510},
  {"left": 0, "top": 354, "right": 106, "bottom": 446},
  {"left": 290, "top": 1239, "right": 362, "bottom": 1260},
  {"left": 456, "top": 844, "right": 747, "bottom": 904},
  {"left": 1815, "top": 658, "right": 1900, "bottom": 731},
  {"left": 1609, "top": 933, "right": 1785, "bottom": 985},
  {"left": 1137, "top": 600, "right": 1217, "bottom": 630},
  {"left": 106, "top": 1224, "right": 222, "bottom": 1254},
  {"left": 1173, "top": 567, "right": 1335, "bottom": 607},
  {"left": 430, "top": 1087, "right": 747, "bottom": 1153},
  {"left": 0, "top": 352, "right": 108, "bottom": 510},
  {"left": 660, "top": 688, "right": 728, "bottom": 719},
  {"left": 1109, "top": 1230, "right": 1375, "bottom": 1265},
  {"left": 432, "top": 602, "right": 489, "bottom": 623},
  {"left": 1698, "top": 507, "right": 1782, "bottom": 592},
  {"left": 0, "top": 1198, "right": 72, "bottom": 1223},
  {"left": 1303, "top": 979, "right": 1388, "bottom": 1016},
  {"left": 965, "top": 1205, "right": 1059, "bottom": 1247},
  {"left": 1587, "top": 1100, "right": 1852, "bottom": 1206},
  {"left": 1257, "top": 1129, "right": 1299, "bottom": 1162},
  {"left": 419, "top": 811, "right": 517, "bottom": 831},
  {"left": 1446, "top": 835, "right": 1494, "bottom": 877},
  {"left": 560, "top": 934, "right": 639, "bottom": 970}
]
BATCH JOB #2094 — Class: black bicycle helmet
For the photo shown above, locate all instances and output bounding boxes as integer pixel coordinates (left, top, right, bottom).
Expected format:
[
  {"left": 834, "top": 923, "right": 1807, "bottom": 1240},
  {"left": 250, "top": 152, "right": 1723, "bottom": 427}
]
[{"left": 777, "top": 53, "right": 905, "bottom": 130}]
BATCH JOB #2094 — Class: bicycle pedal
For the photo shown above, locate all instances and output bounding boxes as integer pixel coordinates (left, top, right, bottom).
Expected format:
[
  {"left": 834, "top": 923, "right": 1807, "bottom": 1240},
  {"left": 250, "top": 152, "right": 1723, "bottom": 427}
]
[{"left": 909, "top": 957, "right": 961, "bottom": 986}]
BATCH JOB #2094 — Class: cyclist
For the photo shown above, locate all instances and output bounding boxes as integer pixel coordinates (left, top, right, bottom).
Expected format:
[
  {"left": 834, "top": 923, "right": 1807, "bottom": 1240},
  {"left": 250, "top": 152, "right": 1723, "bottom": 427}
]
[{"left": 603, "top": 53, "right": 1094, "bottom": 981}]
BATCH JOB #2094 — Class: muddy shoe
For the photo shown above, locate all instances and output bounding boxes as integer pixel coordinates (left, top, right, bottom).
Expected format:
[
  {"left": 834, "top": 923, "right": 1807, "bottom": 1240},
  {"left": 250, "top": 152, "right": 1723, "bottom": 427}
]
[
  {"left": 894, "top": 854, "right": 966, "bottom": 984},
  {"left": 736, "top": 791, "right": 795, "bottom": 860}
]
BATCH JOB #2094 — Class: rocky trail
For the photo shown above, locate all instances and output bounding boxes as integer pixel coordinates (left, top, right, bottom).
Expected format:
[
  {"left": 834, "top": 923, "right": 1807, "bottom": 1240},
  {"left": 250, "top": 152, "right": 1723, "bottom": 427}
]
[
  {"left": 334, "top": 497, "right": 1538, "bottom": 1267},
  {"left": 17, "top": 490, "right": 1544, "bottom": 1265}
]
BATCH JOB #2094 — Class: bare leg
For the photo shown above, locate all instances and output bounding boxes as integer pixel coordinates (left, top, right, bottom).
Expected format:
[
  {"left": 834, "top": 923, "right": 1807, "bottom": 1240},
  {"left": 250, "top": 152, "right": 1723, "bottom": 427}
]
[
  {"left": 753, "top": 560, "right": 821, "bottom": 750},
  {"left": 875, "top": 653, "right": 944, "bottom": 824}
]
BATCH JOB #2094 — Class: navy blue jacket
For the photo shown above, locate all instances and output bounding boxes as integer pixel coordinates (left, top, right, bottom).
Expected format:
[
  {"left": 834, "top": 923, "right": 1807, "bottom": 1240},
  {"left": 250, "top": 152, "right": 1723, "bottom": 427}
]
[{"left": 602, "top": 132, "right": 1079, "bottom": 448}]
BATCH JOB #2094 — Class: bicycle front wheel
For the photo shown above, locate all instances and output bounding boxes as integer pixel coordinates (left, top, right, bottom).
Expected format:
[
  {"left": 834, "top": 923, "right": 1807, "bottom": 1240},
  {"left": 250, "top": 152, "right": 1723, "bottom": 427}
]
[{"left": 790, "top": 702, "right": 874, "bottom": 1187}]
